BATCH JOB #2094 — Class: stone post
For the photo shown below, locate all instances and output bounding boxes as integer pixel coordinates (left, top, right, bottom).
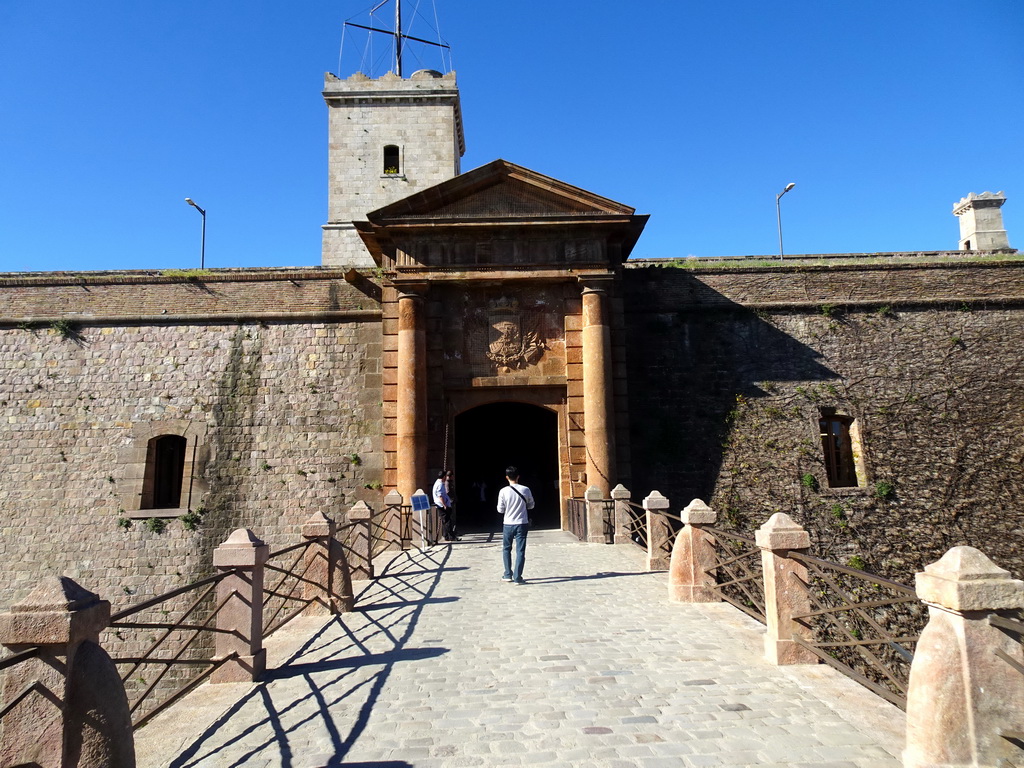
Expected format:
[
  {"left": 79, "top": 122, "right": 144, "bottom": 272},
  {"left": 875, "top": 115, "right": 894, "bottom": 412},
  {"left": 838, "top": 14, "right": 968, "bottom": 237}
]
[
  {"left": 756, "top": 513, "right": 817, "bottom": 665},
  {"left": 669, "top": 499, "right": 719, "bottom": 602},
  {"left": 580, "top": 279, "right": 615, "bottom": 496},
  {"left": 642, "top": 490, "right": 672, "bottom": 570},
  {"left": 382, "top": 489, "right": 404, "bottom": 551},
  {"left": 347, "top": 500, "right": 375, "bottom": 581},
  {"left": 610, "top": 484, "right": 631, "bottom": 544},
  {"left": 211, "top": 528, "right": 268, "bottom": 683},
  {"left": 904, "top": 546, "right": 1024, "bottom": 768},
  {"left": 0, "top": 577, "right": 134, "bottom": 768},
  {"left": 584, "top": 485, "right": 610, "bottom": 544},
  {"left": 396, "top": 288, "right": 427, "bottom": 503},
  {"left": 301, "top": 511, "right": 353, "bottom": 615}
]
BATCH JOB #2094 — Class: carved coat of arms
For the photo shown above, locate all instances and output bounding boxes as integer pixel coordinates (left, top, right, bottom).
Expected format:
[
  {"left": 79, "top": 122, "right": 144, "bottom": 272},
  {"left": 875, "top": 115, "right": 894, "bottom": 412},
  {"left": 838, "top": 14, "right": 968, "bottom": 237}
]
[{"left": 486, "top": 297, "right": 545, "bottom": 372}]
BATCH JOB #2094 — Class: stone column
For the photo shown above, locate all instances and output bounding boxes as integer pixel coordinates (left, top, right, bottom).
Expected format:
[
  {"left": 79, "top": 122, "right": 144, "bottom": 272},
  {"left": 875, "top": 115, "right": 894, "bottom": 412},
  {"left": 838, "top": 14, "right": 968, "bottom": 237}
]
[
  {"left": 643, "top": 490, "right": 672, "bottom": 570},
  {"left": 396, "top": 288, "right": 427, "bottom": 502},
  {"left": 756, "top": 513, "right": 817, "bottom": 665},
  {"left": 301, "top": 511, "right": 353, "bottom": 614},
  {"left": 0, "top": 577, "right": 133, "bottom": 768},
  {"left": 904, "top": 546, "right": 1024, "bottom": 768},
  {"left": 610, "top": 484, "right": 631, "bottom": 544},
  {"left": 669, "top": 499, "right": 719, "bottom": 602},
  {"left": 211, "top": 528, "right": 269, "bottom": 683},
  {"left": 580, "top": 279, "right": 615, "bottom": 496},
  {"left": 347, "top": 500, "right": 375, "bottom": 581}
]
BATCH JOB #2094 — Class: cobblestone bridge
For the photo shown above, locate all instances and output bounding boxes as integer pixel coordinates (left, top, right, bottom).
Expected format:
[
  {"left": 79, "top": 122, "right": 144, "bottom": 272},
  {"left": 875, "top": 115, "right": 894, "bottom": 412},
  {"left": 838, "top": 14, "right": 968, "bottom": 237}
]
[{"left": 136, "top": 530, "right": 904, "bottom": 768}]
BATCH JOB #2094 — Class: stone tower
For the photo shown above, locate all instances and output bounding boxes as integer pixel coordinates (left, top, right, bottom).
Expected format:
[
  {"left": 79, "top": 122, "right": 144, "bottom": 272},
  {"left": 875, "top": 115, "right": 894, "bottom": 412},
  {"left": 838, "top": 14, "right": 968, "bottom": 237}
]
[
  {"left": 953, "top": 191, "right": 1011, "bottom": 252},
  {"left": 321, "top": 69, "right": 465, "bottom": 267}
]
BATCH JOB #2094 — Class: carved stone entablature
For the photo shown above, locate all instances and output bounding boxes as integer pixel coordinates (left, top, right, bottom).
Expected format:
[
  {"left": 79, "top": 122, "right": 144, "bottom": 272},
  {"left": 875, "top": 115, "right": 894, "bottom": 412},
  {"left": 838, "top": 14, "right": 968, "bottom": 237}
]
[{"left": 485, "top": 296, "right": 546, "bottom": 372}]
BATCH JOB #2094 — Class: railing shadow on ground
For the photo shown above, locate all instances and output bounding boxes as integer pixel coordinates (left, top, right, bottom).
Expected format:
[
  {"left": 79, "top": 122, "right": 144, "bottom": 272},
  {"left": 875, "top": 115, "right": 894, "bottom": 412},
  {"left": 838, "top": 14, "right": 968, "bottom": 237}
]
[{"left": 167, "top": 545, "right": 452, "bottom": 768}]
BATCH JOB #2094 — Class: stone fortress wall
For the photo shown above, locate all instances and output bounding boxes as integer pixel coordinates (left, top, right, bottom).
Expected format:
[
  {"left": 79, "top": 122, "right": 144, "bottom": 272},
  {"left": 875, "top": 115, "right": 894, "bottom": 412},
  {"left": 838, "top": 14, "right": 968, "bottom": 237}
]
[
  {"left": 623, "top": 254, "right": 1024, "bottom": 583},
  {"left": 0, "top": 269, "right": 383, "bottom": 611},
  {"left": 0, "top": 254, "right": 1022, "bottom": 609}
]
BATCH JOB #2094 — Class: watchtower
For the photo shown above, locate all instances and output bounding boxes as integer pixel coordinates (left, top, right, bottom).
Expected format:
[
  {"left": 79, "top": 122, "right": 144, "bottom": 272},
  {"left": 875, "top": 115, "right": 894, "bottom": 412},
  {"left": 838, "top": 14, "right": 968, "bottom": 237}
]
[
  {"left": 953, "top": 191, "right": 1012, "bottom": 252},
  {"left": 321, "top": 69, "right": 465, "bottom": 267}
]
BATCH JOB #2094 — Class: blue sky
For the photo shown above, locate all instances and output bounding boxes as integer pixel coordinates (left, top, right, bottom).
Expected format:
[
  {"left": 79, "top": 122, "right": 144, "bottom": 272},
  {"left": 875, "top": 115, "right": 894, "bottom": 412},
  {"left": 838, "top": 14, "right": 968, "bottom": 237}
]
[{"left": 1, "top": 1, "right": 1021, "bottom": 272}]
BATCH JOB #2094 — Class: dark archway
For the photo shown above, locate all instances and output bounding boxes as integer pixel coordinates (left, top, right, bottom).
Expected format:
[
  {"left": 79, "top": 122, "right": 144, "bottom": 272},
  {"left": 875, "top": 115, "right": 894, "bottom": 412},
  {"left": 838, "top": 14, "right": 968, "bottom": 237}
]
[{"left": 453, "top": 402, "right": 560, "bottom": 532}]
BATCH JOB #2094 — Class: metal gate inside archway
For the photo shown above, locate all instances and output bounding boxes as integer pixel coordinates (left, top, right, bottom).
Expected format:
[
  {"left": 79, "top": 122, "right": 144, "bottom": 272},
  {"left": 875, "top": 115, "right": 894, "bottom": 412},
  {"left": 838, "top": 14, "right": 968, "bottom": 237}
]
[{"left": 452, "top": 402, "right": 560, "bottom": 532}]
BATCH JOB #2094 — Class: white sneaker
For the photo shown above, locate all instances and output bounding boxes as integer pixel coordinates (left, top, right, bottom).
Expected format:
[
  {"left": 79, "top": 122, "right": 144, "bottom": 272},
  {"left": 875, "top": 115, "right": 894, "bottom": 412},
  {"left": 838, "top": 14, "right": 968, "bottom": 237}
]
[{"left": 501, "top": 576, "right": 513, "bottom": 582}]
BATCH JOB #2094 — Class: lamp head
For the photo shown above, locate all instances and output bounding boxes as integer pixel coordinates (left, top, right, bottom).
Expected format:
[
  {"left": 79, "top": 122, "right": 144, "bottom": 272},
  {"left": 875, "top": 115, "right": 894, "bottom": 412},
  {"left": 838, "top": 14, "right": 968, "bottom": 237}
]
[
  {"left": 784, "top": 182, "right": 795, "bottom": 192},
  {"left": 185, "top": 197, "right": 195, "bottom": 206}
]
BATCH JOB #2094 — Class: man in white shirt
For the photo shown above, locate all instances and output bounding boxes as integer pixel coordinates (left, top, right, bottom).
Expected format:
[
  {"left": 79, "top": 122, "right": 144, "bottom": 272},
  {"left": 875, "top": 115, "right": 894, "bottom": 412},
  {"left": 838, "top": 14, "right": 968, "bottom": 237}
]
[
  {"left": 497, "top": 465, "right": 535, "bottom": 584},
  {"left": 432, "top": 469, "right": 459, "bottom": 542}
]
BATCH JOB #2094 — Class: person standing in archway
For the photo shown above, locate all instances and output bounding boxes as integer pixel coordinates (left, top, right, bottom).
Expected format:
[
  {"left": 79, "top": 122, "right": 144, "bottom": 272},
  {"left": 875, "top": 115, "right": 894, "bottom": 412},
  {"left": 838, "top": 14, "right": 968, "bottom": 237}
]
[
  {"left": 433, "top": 469, "right": 459, "bottom": 542},
  {"left": 498, "top": 466, "right": 534, "bottom": 584}
]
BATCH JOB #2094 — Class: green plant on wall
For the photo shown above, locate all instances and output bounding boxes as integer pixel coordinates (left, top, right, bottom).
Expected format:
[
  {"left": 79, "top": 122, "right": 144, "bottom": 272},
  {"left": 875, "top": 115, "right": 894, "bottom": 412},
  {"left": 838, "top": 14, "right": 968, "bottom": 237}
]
[
  {"left": 117, "top": 517, "right": 132, "bottom": 531},
  {"left": 144, "top": 518, "right": 167, "bottom": 534},
  {"left": 800, "top": 473, "right": 819, "bottom": 491},
  {"left": 348, "top": 453, "right": 361, "bottom": 466},
  {"left": 50, "top": 318, "right": 82, "bottom": 340},
  {"left": 874, "top": 480, "right": 895, "bottom": 500}
]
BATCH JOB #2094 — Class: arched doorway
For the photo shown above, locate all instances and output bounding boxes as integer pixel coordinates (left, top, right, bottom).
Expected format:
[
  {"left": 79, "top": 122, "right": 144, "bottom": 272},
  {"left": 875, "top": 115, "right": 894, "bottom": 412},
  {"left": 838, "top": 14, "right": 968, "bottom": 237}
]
[{"left": 453, "top": 402, "right": 560, "bottom": 532}]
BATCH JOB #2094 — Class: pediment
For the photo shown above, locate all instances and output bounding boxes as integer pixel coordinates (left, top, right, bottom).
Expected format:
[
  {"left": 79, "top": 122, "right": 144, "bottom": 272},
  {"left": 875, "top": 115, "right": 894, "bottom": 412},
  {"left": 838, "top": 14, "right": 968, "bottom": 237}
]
[{"left": 366, "top": 159, "right": 637, "bottom": 222}]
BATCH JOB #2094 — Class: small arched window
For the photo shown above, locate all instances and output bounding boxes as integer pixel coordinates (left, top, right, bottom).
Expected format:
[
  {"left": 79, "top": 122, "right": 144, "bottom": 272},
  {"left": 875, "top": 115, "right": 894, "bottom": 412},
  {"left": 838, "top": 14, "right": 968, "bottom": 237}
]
[
  {"left": 141, "top": 435, "right": 187, "bottom": 509},
  {"left": 383, "top": 145, "right": 400, "bottom": 175}
]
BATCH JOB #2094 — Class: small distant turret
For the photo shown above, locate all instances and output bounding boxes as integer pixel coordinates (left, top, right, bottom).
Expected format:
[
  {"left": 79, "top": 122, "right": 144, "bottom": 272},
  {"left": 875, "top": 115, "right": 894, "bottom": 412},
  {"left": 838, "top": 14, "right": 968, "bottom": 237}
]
[{"left": 953, "top": 192, "right": 1012, "bottom": 252}]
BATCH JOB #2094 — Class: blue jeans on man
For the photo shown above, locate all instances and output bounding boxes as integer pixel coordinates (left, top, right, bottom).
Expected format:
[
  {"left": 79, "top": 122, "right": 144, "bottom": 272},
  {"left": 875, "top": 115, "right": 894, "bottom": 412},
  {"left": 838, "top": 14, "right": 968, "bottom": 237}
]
[{"left": 502, "top": 523, "right": 529, "bottom": 583}]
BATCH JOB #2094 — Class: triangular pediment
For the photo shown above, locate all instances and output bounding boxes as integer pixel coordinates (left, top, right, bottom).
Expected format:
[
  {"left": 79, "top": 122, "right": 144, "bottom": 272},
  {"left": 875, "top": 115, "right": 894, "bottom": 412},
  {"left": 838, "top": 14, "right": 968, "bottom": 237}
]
[{"left": 366, "top": 159, "right": 637, "bottom": 222}]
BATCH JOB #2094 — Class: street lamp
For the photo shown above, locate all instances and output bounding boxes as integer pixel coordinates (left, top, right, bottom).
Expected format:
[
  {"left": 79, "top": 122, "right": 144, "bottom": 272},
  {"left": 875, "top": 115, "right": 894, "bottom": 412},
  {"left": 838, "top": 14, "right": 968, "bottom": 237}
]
[
  {"left": 775, "top": 182, "right": 796, "bottom": 259},
  {"left": 184, "top": 198, "right": 206, "bottom": 269}
]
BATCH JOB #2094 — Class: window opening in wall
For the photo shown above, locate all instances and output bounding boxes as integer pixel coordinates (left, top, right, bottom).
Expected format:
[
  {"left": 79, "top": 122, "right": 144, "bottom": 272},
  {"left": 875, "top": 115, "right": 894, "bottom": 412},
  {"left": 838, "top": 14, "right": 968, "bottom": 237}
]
[
  {"left": 383, "top": 145, "right": 400, "bottom": 175},
  {"left": 142, "top": 435, "right": 187, "bottom": 509},
  {"left": 819, "top": 412, "right": 859, "bottom": 488}
]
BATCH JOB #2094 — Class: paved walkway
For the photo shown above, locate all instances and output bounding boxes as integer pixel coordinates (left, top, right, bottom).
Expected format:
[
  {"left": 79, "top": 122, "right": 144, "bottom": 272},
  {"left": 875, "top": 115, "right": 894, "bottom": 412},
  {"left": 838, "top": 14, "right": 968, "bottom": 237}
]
[{"left": 136, "top": 530, "right": 905, "bottom": 768}]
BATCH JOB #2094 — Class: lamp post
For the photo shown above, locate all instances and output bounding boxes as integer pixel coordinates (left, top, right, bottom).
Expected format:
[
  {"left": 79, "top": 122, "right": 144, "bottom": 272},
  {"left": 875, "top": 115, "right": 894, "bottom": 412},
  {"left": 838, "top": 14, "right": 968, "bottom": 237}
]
[
  {"left": 775, "top": 182, "right": 795, "bottom": 259},
  {"left": 184, "top": 197, "right": 206, "bottom": 269}
]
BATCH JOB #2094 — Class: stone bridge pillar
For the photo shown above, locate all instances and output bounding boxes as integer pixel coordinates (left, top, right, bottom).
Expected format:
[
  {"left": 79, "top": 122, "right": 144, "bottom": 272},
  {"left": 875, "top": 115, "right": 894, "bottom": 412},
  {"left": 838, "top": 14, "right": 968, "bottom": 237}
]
[{"left": 580, "top": 277, "right": 615, "bottom": 495}]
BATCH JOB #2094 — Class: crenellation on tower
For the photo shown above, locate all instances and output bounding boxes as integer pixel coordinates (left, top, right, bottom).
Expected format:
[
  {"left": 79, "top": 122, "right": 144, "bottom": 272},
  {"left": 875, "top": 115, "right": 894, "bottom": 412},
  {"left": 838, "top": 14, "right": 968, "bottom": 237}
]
[
  {"left": 321, "top": 69, "right": 465, "bottom": 267},
  {"left": 952, "top": 191, "right": 1012, "bottom": 252}
]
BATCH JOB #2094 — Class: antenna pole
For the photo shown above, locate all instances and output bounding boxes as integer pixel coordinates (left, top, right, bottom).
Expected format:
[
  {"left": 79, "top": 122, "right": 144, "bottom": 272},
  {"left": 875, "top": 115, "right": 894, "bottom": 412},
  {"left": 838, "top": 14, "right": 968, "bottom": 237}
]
[{"left": 395, "top": 0, "right": 403, "bottom": 76}]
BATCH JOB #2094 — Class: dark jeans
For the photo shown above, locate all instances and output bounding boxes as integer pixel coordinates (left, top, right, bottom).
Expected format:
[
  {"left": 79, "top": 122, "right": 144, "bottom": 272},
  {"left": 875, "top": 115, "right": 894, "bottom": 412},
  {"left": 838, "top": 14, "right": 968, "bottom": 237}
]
[
  {"left": 439, "top": 506, "right": 456, "bottom": 540},
  {"left": 502, "top": 523, "right": 529, "bottom": 581}
]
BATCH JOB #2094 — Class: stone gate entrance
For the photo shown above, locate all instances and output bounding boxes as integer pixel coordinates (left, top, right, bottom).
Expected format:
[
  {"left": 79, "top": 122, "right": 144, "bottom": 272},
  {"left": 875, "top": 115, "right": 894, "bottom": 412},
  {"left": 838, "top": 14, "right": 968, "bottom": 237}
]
[
  {"left": 453, "top": 402, "right": 560, "bottom": 531},
  {"left": 354, "top": 159, "right": 648, "bottom": 532}
]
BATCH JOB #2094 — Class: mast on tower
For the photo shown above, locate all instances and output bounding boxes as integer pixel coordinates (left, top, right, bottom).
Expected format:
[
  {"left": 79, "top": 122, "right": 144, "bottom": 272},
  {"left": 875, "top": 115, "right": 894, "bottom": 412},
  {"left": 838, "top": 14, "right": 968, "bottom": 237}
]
[{"left": 344, "top": 0, "right": 450, "bottom": 78}]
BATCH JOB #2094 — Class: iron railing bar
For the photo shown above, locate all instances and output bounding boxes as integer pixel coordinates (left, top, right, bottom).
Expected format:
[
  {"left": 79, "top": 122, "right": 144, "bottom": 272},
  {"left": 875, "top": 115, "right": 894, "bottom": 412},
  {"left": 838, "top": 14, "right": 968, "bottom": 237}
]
[
  {"left": 0, "top": 646, "right": 40, "bottom": 671},
  {"left": 262, "top": 548, "right": 309, "bottom": 610},
  {"left": 792, "top": 595, "right": 921, "bottom": 620},
  {"left": 704, "top": 527, "right": 758, "bottom": 546},
  {"left": 990, "top": 615, "right": 1024, "bottom": 637},
  {"left": 262, "top": 568, "right": 322, "bottom": 592},
  {"left": 262, "top": 557, "right": 318, "bottom": 632},
  {"left": 116, "top": 581, "right": 222, "bottom": 682},
  {"left": 798, "top": 575, "right": 909, "bottom": 691},
  {"left": 788, "top": 551, "right": 917, "bottom": 596},
  {"left": 791, "top": 635, "right": 907, "bottom": 709},
  {"left": 797, "top": 563, "right": 919, "bottom": 669},
  {"left": 709, "top": 547, "right": 760, "bottom": 571},
  {"left": 110, "top": 571, "right": 233, "bottom": 622},
  {"left": 116, "top": 658, "right": 222, "bottom": 667},
  {"left": 810, "top": 637, "right": 921, "bottom": 648},
  {"left": 131, "top": 653, "right": 237, "bottom": 730},
  {"left": 712, "top": 571, "right": 760, "bottom": 591},
  {"left": 714, "top": 590, "right": 768, "bottom": 624},
  {"left": 995, "top": 648, "right": 1024, "bottom": 677},
  {"left": 107, "top": 621, "right": 237, "bottom": 634},
  {"left": 708, "top": 551, "right": 766, "bottom": 615},
  {"left": 266, "top": 538, "right": 320, "bottom": 560},
  {"left": 712, "top": 576, "right": 766, "bottom": 619}
]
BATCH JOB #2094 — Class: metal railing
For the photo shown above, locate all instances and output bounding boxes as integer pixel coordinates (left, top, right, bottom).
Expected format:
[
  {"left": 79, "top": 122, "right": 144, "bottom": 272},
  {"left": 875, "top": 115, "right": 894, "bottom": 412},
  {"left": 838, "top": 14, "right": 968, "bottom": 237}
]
[
  {"left": 623, "top": 501, "right": 648, "bottom": 550},
  {"left": 262, "top": 538, "right": 321, "bottom": 638},
  {"left": 567, "top": 498, "right": 586, "bottom": 541},
  {"left": 702, "top": 527, "right": 767, "bottom": 623},
  {"left": 787, "top": 551, "right": 924, "bottom": 709},
  {"left": 105, "top": 570, "right": 239, "bottom": 729}
]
